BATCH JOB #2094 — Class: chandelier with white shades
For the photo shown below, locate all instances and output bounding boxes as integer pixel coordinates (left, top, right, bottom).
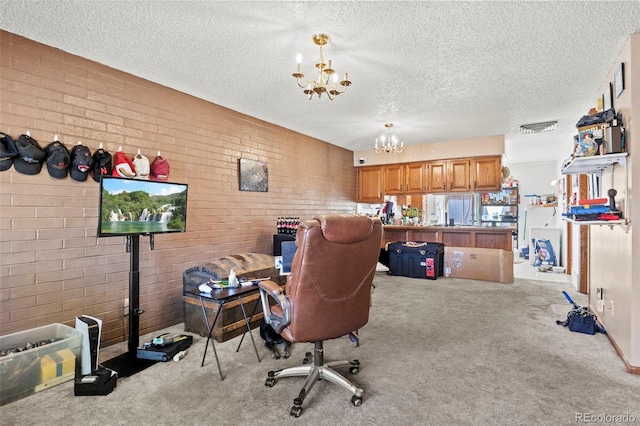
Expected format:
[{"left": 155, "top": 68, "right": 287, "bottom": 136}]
[{"left": 375, "top": 123, "right": 404, "bottom": 154}]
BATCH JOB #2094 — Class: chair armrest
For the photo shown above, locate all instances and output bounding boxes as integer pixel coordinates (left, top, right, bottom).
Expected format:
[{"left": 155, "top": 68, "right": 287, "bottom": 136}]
[{"left": 258, "top": 280, "right": 290, "bottom": 334}]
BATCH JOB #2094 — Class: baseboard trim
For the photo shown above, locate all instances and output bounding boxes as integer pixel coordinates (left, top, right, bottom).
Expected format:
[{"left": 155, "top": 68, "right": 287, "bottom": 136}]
[
  {"left": 605, "top": 327, "right": 640, "bottom": 375},
  {"left": 589, "top": 304, "right": 640, "bottom": 375}
]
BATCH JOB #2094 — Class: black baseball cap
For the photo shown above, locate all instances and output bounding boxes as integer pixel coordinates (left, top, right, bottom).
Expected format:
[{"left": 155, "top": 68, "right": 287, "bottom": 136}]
[
  {"left": 91, "top": 148, "right": 113, "bottom": 182},
  {"left": 70, "top": 144, "right": 93, "bottom": 181},
  {"left": 45, "top": 141, "right": 71, "bottom": 179},
  {"left": 0, "top": 132, "right": 18, "bottom": 171},
  {"left": 14, "top": 134, "right": 46, "bottom": 175}
]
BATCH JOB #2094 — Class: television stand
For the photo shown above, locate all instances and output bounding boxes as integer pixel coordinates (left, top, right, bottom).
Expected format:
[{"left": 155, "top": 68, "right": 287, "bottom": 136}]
[{"left": 102, "top": 235, "right": 157, "bottom": 377}]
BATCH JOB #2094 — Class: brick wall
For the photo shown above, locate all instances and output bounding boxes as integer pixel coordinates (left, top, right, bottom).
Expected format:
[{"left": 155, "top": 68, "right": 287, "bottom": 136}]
[{"left": 0, "top": 31, "right": 357, "bottom": 346}]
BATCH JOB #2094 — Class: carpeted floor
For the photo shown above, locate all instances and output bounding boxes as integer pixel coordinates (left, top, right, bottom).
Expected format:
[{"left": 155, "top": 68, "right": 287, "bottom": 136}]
[{"left": 1, "top": 275, "right": 638, "bottom": 426}]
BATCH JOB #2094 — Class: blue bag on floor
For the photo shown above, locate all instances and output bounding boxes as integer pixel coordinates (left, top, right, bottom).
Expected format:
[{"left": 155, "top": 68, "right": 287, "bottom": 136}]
[
  {"left": 556, "top": 291, "right": 605, "bottom": 335},
  {"left": 557, "top": 309, "right": 605, "bottom": 335}
]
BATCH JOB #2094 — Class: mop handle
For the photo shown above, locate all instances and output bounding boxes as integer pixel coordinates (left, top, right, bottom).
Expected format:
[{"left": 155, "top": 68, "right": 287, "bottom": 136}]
[{"left": 562, "top": 291, "right": 579, "bottom": 308}]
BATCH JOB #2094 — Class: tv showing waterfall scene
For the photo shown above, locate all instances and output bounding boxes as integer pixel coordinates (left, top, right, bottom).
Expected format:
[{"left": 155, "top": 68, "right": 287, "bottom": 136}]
[{"left": 98, "top": 176, "right": 188, "bottom": 237}]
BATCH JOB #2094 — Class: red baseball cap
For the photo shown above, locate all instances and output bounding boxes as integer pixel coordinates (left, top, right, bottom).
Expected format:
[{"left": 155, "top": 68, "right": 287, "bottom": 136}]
[{"left": 150, "top": 155, "right": 169, "bottom": 181}]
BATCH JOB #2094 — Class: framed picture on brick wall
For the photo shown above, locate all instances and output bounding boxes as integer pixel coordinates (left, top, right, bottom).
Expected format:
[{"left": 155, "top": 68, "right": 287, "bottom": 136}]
[{"left": 238, "top": 158, "right": 268, "bottom": 192}]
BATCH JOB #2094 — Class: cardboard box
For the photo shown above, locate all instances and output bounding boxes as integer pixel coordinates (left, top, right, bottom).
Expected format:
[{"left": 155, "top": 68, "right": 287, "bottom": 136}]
[{"left": 444, "top": 247, "right": 513, "bottom": 283}]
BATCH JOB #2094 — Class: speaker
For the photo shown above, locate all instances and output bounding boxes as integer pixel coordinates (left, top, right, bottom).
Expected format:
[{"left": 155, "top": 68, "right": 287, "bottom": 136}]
[
  {"left": 603, "top": 126, "right": 623, "bottom": 153},
  {"left": 76, "top": 315, "right": 102, "bottom": 375}
]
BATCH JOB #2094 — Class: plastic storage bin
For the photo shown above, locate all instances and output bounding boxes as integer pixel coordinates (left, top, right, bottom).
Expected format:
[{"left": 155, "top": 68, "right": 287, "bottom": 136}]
[
  {"left": 0, "top": 323, "right": 82, "bottom": 406},
  {"left": 388, "top": 242, "right": 445, "bottom": 280}
]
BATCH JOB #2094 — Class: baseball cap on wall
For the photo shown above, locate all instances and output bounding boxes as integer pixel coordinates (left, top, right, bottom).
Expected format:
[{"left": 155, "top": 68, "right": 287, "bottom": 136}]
[
  {"left": 45, "top": 141, "right": 71, "bottom": 179},
  {"left": 14, "top": 134, "right": 46, "bottom": 175},
  {"left": 150, "top": 155, "right": 169, "bottom": 181},
  {"left": 0, "top": 132, "right": 18, "bottom": 171},
  {"left": 112, "top": 150, "right": 136, "bottom": 178},
  {"left": 69, "top": 144, "right": 93, "bottom": 181},
  {"left": 132, "top": 152, "right": 150, "bottom": 180},
  {"left": 91, "top": 148, "right": 113, "bottom": 182}
]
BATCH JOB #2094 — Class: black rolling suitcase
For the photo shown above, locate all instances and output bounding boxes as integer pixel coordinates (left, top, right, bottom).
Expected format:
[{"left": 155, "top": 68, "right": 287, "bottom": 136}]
[{"left": 388, "top": 242, "right": 444, "bottom": 280}]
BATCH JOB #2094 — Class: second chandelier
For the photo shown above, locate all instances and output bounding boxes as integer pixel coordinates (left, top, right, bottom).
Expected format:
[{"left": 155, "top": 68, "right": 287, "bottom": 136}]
[{"left": 375, "top": 123, "right": 404, "bottom": 154}]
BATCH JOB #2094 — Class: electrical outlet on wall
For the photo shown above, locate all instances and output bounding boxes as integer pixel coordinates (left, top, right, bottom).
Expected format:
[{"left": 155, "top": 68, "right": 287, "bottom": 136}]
[
  {"left": 123, "top": 297, "right": 129, "bottom": 317},
  {"left": 610, "top": 300, "right": 614, "bottom": 317}
]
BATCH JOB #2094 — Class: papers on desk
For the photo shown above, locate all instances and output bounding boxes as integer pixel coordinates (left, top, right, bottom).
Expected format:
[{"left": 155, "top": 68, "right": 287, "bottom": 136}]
[
  {"left": 199, "top": 283, "right": 213, "bottom": 293},
  {"left": 199, "top": 278, "right": 269, "bottom": 294}
]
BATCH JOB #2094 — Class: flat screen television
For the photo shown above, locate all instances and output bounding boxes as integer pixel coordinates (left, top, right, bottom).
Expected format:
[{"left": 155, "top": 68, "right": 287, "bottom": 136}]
[{"left": 98, "top": 176, "right": 188, "bottom": 237}]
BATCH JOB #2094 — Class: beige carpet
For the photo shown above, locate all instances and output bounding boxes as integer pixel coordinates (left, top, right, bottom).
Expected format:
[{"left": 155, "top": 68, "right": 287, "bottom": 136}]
[{"left": 1, "top": 275, "right": 638, "bottom": 426}]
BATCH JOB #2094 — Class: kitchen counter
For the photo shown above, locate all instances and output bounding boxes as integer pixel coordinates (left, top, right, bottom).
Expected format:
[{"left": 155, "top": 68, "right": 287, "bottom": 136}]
[{"left": 382, "top": 225, "right": 513, "bottom": 251}]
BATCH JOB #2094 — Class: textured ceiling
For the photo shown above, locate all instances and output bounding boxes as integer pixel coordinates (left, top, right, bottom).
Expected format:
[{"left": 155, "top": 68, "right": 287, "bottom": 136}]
[{"left": 1, "top": 1, "right": 639, "bottom": 164}]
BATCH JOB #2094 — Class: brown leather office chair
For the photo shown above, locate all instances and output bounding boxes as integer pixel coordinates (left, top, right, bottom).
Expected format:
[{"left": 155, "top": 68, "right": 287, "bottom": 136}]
[{"left": 258, "top": 214, "right": 383, "bottom": 417}]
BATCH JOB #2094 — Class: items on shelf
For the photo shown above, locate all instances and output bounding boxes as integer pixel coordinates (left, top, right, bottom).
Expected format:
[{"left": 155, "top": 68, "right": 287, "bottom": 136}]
[
  {"left": 562, "top": 189, "right": 621, "bottom": 222},
  {"left": 480, "top": 186, "right": 519, "bottom": 249},
  {"left": 571, "top": 108, "right": 625, "bottom": 160},
  {"left": 277, "top": 217, "right": 300, "bottom": 236},
  {"left": 523, "top": 193, "right": 556, "bottom": 206}
]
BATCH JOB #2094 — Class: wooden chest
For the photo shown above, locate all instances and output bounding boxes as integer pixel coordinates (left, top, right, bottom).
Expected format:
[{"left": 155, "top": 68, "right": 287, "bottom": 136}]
[
  {"left": 184, "top": 292, "right": 264, "bottom": 343},
  {"left": 183, "top": 253, "right": 287, "bottom": 343}
]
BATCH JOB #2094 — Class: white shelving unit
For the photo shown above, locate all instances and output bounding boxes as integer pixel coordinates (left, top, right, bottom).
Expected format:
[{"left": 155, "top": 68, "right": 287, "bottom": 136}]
[
  {"left": 560, "top": 153, "right": 630, "bottom": 231},
  {"left": 561, "top": 153, "right": 627, "bottom": 175}
]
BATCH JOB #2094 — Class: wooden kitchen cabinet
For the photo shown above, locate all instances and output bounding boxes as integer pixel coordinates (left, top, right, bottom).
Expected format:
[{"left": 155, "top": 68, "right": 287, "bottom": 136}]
[
  {"left": 427, "top": 159, "right": 470, "bottom": 192},
  {"left": 448, "top": 159, "right": 471, "bottom": 192},
  {"left": 357, "top": 155, "right": 502, "bottom": 201},
  {"left": 381, "top": 225, "right": 512, "bottom": 251},
  {"left": 471, "top": 156, "right": 502, "bottom": 191},
  {"left": 405, "top": 162, "right": 428, "bottom": 193},
  {"left": 356, "top": 165, "right": 383, "bottom": 202},
  {"left": 384, "top": 164, "right": 405, "bottom": 194},
  {"left": 427, "top": 161, "right": 448, "bottom": 193}
]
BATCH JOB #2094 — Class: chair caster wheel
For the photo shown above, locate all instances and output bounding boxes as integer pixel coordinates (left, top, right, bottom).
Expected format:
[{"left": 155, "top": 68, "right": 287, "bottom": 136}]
[
  {"left": 351, "top": 395, "right": 363, "bottom": 406},
  {"left": 349, "top": 366, "right": 359, "bottom": 375},
  {"left": 290, "top": 405, "right": 302, "bottom": 417},
  {"left": 265, "top": 377, "right": 275, "bottom": 387}
]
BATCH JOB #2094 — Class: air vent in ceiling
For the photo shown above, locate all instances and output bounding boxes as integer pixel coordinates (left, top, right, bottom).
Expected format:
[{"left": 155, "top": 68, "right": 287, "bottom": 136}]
[{"left": 519, "top": 120, "right": 558, "bottom": 134}]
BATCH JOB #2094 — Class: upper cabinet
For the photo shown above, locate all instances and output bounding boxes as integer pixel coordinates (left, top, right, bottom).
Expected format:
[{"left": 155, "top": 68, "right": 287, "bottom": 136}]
[
  {"left": 427, "top": 161, "right": 448, "bottom": 193},
  {"left": 383, "top": 164, "right": 405, "bottom": 194},
  {"left": 449, "top": 159, "right": 471, "bottom": 192},
  {"left": 356, "top": 155, "right": 502, "bottom": 200},
  {"left": 405, "top": 162, "right": 428, "bottom": 193},
  {"left": 384, "top": 162, "right": 428, "bottom": 194},
  {"left": 471, "top": 156, "right": 502, "bottom": 191},
  {"left": 428, "top": 159, "right": 470, "bottom": 192},
  {"left": 356, "top": 165, "right": 383, "bottom": 203}
]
